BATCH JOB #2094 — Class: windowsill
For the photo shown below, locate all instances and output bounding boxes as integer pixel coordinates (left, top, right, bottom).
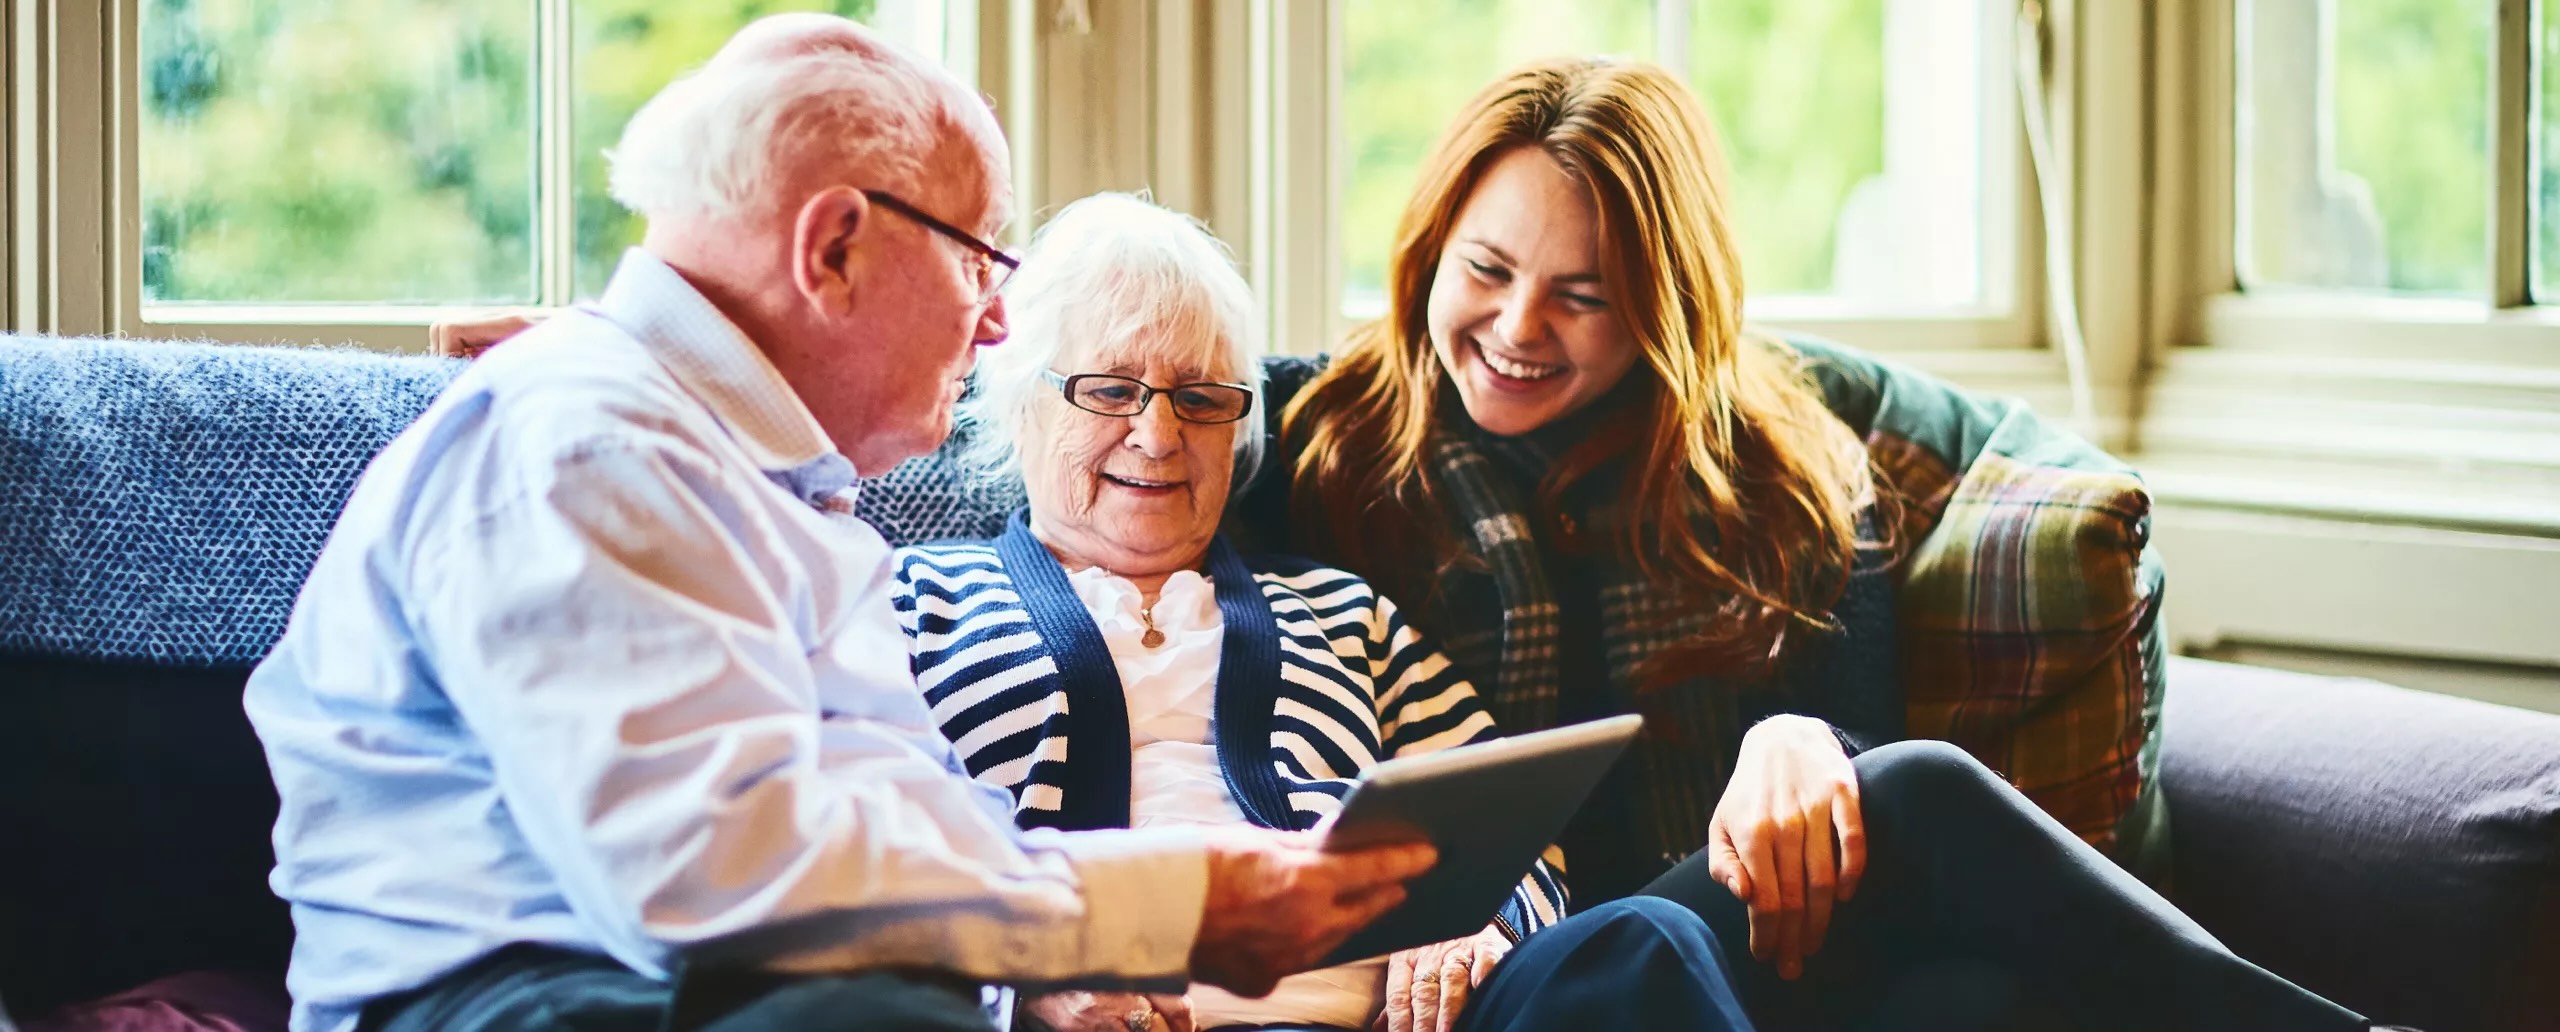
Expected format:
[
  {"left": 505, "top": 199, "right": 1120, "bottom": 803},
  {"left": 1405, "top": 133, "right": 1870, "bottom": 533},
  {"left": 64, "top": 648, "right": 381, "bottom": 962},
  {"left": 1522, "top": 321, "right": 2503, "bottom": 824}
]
[
  {"left": 2133, "top": 339, "right": 2560, "bottom": 538},
  {"left": 122, "top": 321, "right": 432, "bottom": 354},
  {"left": 2132, "top": 452, "right": 2560, "bottom": 539}
]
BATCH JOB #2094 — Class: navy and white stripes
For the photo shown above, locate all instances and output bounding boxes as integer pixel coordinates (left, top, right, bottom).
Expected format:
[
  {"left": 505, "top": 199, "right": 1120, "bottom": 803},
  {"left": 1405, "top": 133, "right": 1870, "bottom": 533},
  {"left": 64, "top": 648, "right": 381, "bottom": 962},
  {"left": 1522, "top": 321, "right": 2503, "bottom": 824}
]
[{"left": 891, "top": 523, "right": 1568, "bottom": 939}]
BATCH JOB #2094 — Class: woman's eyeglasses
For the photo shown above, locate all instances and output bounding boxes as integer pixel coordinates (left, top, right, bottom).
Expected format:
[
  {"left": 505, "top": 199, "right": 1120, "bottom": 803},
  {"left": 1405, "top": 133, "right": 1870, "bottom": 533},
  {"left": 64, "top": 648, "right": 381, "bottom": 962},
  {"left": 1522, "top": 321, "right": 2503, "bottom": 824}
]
[
  {"left": 862, "top": 190, "right": 1020, "bottom": 305},
  {"left": 1043, "top": 371, "right": 1256, "bottom": 425}
]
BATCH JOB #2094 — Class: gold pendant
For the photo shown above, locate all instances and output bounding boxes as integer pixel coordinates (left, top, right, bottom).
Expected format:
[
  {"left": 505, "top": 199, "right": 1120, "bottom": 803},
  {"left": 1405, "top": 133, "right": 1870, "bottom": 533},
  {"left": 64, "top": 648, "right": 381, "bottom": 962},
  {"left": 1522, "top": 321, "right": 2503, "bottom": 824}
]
[{"left": 1140, "top": 627, "right": 1166, "bottom": 649}]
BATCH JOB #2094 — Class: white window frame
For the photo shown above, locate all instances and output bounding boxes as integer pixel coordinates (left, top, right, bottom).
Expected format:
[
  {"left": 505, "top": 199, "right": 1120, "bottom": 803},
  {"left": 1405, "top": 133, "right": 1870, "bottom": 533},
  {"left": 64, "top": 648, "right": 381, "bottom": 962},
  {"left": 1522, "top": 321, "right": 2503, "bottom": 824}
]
[
  {"left": 9, "top": 0, "right": 975, "bottom": 352},
  {"left": 2140, "top": 0, "right": 2560, "bottom": 535}
]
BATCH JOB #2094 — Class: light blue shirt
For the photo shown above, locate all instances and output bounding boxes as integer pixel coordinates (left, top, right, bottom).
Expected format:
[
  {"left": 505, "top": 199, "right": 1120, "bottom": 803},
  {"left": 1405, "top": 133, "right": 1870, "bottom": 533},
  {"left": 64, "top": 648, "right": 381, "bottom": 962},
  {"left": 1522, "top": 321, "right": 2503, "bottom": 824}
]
[{"left": 245, "top": 250, "right": 1209, "bottom": 1032}]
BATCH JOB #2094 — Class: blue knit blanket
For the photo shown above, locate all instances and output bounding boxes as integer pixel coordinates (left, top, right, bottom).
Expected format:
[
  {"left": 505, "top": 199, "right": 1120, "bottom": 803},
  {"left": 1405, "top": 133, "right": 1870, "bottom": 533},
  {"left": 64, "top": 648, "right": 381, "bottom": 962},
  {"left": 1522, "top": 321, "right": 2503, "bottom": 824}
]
[{"left": 0, "top": 336, "right": 1022, "bottom": 666}]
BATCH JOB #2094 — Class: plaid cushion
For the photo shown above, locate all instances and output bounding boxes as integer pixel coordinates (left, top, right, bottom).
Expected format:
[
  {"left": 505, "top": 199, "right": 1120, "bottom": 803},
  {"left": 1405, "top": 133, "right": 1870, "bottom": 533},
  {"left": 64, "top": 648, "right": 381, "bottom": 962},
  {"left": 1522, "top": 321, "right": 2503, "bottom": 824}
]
[
  {"left": 1900, "top": 456, "right": 2160, "bottom": 847},
  {"left": 1786, "top": 335, "right": 2166, "bottom": 856}
]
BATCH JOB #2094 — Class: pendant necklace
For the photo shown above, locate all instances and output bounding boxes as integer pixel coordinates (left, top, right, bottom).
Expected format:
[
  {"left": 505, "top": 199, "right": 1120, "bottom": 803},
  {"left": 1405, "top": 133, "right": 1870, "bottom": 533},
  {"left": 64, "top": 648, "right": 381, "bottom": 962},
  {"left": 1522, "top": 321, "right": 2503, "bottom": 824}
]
[{"left": 1138, "top": 603, "right": 1165, "bottom": 649}]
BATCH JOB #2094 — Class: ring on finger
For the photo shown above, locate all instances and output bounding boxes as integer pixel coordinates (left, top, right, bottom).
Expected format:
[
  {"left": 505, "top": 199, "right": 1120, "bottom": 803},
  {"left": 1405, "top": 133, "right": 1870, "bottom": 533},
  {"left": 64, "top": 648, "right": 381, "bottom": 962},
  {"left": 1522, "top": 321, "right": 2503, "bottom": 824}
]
[{"left": 1123, "top": 1010, "right": 1153, "bottom": 1032}]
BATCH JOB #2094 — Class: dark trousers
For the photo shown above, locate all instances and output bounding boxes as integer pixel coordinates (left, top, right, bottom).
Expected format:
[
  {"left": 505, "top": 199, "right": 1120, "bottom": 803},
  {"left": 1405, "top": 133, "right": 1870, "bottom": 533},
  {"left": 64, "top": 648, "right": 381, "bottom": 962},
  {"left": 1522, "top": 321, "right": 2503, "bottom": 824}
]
[
  {"left": 1452, "top": 895, "right": 1755, "bottom": 1032},
  {"left": 1637, "top": 739, "right": 2370, "bottom": 1032},
  {"left": 359, "top": 943, "right": 997, "bottom": 1032}
]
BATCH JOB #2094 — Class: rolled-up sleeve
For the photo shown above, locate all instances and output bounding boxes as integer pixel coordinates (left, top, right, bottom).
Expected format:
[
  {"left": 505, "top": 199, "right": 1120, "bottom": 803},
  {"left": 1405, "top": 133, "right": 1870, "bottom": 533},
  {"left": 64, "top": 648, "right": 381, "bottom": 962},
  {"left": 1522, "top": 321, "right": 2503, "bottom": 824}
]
[{"left": 406, "top": 429, "right": 1207, "bottom": 988}]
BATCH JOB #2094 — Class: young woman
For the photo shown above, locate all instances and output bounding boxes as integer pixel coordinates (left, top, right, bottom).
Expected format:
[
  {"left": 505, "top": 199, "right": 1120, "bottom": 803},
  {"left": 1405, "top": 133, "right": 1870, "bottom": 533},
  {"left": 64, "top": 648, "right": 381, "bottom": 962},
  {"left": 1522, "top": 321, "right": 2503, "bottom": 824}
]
[{"left": 1264, "top": 56, "right": 2380, "bottom": 1031}]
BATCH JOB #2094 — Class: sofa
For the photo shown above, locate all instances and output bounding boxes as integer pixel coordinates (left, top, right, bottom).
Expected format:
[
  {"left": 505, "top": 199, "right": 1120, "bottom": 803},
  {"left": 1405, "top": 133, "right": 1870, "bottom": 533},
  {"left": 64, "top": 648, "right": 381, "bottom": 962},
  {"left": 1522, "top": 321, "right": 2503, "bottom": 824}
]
[{"left": 2, "top": 335, "right": 2554, "bottom": 1031}]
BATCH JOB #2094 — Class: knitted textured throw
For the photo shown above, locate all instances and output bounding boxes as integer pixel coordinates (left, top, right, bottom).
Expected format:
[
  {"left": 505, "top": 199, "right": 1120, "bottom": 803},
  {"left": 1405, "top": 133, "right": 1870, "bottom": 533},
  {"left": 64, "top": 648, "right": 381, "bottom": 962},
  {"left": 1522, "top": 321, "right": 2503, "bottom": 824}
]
[
  {"left": 0, "top": 337, "right": 459, "bottom": 665},
  {"left": 0, "top": 336, "right": 1024, "bottom": 665}
]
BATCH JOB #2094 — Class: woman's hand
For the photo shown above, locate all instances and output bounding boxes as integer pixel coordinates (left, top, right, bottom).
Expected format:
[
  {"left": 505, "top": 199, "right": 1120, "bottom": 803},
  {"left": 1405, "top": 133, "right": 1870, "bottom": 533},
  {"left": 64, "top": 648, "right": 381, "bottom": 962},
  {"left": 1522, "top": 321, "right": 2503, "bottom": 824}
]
[
  {"left": 1704, "top": 714, "right": 1866, "bottom": 982},
  {"left": 1376, "top": 923, "right": 1511, "bottom": 1032},
  {"left": 1020, "top": 990, "right": 1195, "bottom": 1032},
  {"left": 429, "top": 310, "right": 550, "bottom": 359}
]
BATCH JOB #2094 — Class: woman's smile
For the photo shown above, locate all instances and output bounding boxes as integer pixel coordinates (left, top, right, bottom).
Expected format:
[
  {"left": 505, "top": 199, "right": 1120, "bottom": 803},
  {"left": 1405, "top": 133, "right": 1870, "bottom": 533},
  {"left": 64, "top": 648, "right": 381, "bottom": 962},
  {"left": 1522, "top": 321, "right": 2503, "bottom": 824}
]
[{"left": 1099, "top": 470, "right": 1187, "bottom": 496}]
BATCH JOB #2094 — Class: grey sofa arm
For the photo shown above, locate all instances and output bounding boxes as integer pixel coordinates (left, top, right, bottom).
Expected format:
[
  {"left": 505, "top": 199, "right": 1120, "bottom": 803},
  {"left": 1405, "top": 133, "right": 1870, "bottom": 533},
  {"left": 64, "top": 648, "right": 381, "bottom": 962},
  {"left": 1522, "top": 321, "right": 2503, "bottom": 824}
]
[{"left": 2159, "top": 657, "right": 2560, "bottom": 1032}]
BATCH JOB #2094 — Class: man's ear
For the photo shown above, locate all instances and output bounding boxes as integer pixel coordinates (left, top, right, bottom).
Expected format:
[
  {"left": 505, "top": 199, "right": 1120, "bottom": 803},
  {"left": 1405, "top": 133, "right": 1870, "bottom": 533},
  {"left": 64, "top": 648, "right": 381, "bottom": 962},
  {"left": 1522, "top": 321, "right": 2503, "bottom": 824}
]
[{"left": 792, "top": 186, "right": 868, "bottom": 315}]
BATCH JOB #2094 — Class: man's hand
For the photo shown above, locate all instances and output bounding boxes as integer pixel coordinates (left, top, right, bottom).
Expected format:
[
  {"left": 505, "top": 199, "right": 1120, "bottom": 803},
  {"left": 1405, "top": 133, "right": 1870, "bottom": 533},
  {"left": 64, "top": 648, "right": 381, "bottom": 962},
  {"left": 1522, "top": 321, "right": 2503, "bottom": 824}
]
[
  {"left": 1189, "top": 828, "right": 1436, "bottom": 998},
  {"left": 1020, "top": 990, "right": 1194, "bottom": 1032},
  {"left": 1376, "top": 923, "right": 1509, "bottom": 1032},
  {"left": 429, "top": 310, "right": 550, "bottom": 359},
  {"left": 1704, "top": 714, "right": 1866, "bottom": 982}
]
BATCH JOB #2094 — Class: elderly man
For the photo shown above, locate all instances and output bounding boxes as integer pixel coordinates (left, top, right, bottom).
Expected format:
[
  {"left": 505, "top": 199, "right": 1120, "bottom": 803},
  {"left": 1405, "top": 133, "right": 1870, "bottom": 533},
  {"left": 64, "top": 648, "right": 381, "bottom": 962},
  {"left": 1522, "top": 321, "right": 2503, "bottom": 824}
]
[{"left": 244, "top": 16, "right": 1431, "bottom": 1032}]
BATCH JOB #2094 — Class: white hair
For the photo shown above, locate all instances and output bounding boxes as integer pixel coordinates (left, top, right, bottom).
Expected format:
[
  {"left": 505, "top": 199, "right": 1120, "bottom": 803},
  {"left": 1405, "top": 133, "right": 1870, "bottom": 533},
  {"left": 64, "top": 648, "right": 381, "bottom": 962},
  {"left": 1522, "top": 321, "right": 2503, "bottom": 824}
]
[
  {"left": 606, "top": 50, "right": 944, "bottom": 222},
  {"left": 961, "top": 192, "right": 1265, "bottom": 492}
]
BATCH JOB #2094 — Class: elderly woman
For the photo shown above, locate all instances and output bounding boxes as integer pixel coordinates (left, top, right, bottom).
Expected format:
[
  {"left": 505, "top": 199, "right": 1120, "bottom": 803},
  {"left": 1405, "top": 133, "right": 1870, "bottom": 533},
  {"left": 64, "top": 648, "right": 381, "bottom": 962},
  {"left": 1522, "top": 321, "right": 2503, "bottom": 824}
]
[{"left": 889, "top": 193, "right": 1748, "bottom": 1032}]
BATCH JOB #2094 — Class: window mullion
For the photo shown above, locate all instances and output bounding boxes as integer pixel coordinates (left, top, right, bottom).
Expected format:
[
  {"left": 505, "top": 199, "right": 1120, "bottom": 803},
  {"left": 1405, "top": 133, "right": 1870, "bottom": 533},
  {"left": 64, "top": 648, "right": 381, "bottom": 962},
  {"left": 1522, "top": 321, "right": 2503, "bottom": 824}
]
[
  {"left": 2491, "top": 0, "right": 2531, "bottom": 308},
  {"left": 1653, "top": 0, "right": 1692, "bottom": 82},
  {"left": 536, "top": 0, "right": 575, "bottom": 306}
]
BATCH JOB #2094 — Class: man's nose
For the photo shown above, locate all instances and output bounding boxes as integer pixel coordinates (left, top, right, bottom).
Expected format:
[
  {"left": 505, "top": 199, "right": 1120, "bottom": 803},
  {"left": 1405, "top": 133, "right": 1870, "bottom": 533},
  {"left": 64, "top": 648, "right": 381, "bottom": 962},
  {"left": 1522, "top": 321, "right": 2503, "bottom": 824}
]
[{"left": 973, "top": 294, "right": 1010, "bottom": 347}]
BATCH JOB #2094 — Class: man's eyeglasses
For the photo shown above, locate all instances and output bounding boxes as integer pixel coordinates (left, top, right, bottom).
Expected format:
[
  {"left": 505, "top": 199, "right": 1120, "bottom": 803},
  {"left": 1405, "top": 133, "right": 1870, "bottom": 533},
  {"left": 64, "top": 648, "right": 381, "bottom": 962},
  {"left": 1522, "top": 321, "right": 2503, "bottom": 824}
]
[
  {"left": 863, "top": 190, "right": 1020, "bottom": 305},
  {"left": 1043, "top": 371, "right": 1256, "bottom": 425}
]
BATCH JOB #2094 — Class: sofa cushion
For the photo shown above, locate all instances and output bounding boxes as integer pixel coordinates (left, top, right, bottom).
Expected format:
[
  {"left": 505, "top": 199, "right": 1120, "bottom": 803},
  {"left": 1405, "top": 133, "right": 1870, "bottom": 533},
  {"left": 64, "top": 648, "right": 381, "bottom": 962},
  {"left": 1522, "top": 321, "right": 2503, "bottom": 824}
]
[
  {"left": 1786, "top": 336, "right": 2164, "bottom": 854},
  {"left": 0, "top": 337, "right": 1033, "bottom": 668},
  {"left": 0, "top": 653, "right": 290, "bottom": 1016},
  {"left": 2162, "top": 657, "right": 2560, "bottom": 1032},
  {"left": 0, "top": 337, "right": 458, "bottom": 665}
]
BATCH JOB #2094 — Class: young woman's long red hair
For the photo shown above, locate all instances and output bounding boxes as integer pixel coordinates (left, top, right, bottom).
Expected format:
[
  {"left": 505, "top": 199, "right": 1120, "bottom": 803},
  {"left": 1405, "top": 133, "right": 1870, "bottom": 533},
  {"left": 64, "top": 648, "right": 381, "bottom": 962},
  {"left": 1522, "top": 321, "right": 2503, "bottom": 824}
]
[{"left": 1285, "top": 56, "right": 1871, "bottom": 683}]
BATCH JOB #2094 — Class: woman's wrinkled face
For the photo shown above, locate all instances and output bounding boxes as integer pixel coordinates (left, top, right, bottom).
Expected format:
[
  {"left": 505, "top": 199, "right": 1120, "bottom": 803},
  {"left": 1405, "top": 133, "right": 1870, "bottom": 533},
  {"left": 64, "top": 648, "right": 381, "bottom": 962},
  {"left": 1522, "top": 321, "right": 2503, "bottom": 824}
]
[
  {"left": 1019, "top": 335, "right": 1241, "bottom": 578},
  {"left": 1425, "top": 147, "right": 1644, "bottom": 437}
]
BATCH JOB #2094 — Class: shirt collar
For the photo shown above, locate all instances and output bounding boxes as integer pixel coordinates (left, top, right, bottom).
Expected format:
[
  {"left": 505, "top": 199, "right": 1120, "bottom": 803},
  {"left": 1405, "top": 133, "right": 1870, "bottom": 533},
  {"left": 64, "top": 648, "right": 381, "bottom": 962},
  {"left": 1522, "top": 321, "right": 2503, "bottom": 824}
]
[{"left": 592, "top": 248, "right": 857, "bottom": 504}]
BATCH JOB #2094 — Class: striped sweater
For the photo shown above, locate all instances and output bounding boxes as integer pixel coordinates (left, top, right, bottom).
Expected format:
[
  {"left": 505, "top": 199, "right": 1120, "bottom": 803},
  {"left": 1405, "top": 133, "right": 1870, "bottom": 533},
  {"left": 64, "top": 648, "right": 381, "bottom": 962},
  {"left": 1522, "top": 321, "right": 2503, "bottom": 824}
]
[{"left": 889, "top": 512, "right": 1567, "bottom": 940}]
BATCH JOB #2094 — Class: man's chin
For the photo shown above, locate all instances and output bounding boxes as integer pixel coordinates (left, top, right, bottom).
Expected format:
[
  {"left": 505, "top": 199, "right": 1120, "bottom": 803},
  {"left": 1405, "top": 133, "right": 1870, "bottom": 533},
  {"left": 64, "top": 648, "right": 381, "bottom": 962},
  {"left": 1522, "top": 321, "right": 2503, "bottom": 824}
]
[{"left": 834, "top": 417, "right": 951, "bottom": 475}]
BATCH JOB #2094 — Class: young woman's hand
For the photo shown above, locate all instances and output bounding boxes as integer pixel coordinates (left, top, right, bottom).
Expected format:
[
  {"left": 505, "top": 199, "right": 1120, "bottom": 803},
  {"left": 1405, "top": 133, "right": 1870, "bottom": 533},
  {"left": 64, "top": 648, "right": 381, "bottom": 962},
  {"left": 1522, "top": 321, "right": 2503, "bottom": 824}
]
[
  {"left": 1019, "top": 990, "right": 1195, "bottom": 1032},
  {"left": 1704, "top": 714, "right": 1866, "bottom": 982},
  {"left": 1376, "top": 923, "right": 1511, "bottom": 1032}
]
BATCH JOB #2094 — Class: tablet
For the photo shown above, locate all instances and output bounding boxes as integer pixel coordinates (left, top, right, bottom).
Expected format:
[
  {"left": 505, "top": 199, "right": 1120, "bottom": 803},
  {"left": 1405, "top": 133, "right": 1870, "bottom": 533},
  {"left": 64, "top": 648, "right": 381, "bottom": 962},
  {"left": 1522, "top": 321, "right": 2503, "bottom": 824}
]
[{"left": 1318, "top": 713, "right": 1644, "bottom": 964}]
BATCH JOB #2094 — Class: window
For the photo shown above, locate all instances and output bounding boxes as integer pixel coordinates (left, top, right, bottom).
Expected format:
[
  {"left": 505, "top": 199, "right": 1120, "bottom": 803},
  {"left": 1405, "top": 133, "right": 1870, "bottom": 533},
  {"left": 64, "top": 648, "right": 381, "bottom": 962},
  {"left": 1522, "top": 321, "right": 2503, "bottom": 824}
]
[
  {"left": 2142, "top": 0, "right": 2560, "bottom": 532},
  {"left": 2214, "top": 0, "right": 2560, "bottom": 337},
  {"left": 129, "top": 0, "right": 956, "bottom": 341},
  {"left": 1336, "top": 0, "right": 2023, "bottom": 338},
  {"left": 141, "top": 0, "right": 540, "bottom": 306},
  {"left": 2237, "top": 0, "right": 2491, "bottom": 296}
]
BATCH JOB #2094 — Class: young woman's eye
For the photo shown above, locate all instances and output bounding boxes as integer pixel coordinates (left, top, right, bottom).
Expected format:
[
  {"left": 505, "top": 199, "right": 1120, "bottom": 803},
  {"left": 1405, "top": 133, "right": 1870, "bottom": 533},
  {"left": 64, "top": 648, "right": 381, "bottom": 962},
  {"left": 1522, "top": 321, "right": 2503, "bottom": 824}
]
[
  {"left": 1465, "top": 259, "right": 1510, "bottom": 282},
  {"left": 1561, "top": 292, "right": 1609, "bottom": 311}
]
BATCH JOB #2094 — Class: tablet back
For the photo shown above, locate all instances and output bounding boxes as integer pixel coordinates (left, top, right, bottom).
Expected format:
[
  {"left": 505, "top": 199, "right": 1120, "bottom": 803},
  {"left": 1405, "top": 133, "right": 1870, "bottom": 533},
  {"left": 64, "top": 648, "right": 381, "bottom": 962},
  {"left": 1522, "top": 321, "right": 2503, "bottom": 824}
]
[{"left": 1320, "top": 713, "right": 1645, "bottom": 964}]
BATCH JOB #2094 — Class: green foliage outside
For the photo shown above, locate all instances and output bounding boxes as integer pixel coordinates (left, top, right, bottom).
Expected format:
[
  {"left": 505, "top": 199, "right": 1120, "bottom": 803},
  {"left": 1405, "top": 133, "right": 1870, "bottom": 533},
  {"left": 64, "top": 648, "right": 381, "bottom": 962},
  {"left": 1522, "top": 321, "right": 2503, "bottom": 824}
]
[
  {"left": 1682, "top": 0, "right": 1883, "bottom": 300},
  {"left": 141, "top": 0, "right": 873, "bottom": 305},
  {"left": 1341, "top": 0, "right": 1884, "bottom": 307},
  {"left": 1338, "top": 0, "right": 1651, "bottom": 311},
  {"left": 2535, "top": 6, "right": 2560, "bottom": 300},
  {"left": 2331, "top": 0, "right": 2489, "bottom": 294},
  {"left": 571, "top": 1, "right": 878, "bottom": 296},
  {"left": 139, "top": 0, "right": 2528, "bottom": 307},
  {"left": 142, "top": 0, "right": 537, "bottom": 303}
]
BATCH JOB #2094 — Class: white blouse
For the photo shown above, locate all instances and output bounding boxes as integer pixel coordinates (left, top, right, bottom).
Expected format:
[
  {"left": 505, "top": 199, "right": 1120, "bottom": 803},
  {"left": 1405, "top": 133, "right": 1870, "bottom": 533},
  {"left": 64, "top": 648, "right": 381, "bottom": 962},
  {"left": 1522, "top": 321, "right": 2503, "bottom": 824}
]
[{"left": 1066, "top": 566, "right": 1388, "bottom": 1030}]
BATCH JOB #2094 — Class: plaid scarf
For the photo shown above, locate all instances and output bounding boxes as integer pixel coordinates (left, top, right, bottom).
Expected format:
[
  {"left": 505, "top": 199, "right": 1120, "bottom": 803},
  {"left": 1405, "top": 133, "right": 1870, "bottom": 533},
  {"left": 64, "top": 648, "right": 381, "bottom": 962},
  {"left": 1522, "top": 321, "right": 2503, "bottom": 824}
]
[{"left": 1416, "top": 413, "right": 1901, "bottom": 879}]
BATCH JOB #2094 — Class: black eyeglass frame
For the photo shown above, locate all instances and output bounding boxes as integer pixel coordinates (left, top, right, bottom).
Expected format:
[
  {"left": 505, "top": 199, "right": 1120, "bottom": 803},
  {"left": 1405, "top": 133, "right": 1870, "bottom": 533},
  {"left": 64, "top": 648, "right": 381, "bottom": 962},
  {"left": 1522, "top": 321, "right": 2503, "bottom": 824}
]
[
  {"left": 1041, "top": 370, "right": 1258, "bottom": 425},
  {"left": 862, "top": 190, "right": 1021, "bottom": 301}
]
